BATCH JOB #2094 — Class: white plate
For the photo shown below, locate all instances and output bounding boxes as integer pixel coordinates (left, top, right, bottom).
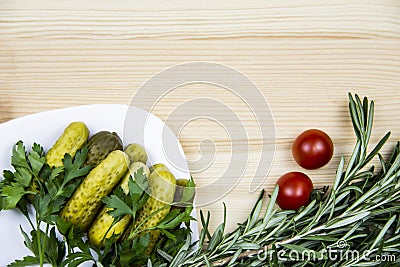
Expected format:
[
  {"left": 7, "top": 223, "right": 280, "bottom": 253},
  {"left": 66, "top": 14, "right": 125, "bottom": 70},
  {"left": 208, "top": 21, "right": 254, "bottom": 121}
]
[{"left": 0, "top": 104, "right": 198, "bottom": 266}]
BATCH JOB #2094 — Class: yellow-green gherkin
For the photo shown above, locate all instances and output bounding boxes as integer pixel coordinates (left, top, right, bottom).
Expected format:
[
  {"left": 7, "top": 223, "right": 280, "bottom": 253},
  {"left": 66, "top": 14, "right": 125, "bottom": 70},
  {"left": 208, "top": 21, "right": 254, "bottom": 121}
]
[
  {"left": 173, "top": 178, "right": 196, "bottom": 206},
  {"left": 133, "top": 170, "right": 176, "bottom": 254},
  {"left": 88, "top": 162, "right": 150, "bottom": 247},
  {"left": 46, "top": 122, "right": 89, "bottom": 167},
  {"left": 149, "top": 163, "right": 169, "bottom": 173},
  {"left": 124, "top": 143, "right": 148, "bottom": 164},
  {"left": 60, "top": 150, "right": 129, "bottom": 231}
]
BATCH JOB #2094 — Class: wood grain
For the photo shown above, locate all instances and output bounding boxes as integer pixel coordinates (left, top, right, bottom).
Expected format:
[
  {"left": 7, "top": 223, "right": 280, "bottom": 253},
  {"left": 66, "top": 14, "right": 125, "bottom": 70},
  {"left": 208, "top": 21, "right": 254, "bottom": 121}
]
[{"left": 1, "top": 0, "right": 400, "bottom": 233}]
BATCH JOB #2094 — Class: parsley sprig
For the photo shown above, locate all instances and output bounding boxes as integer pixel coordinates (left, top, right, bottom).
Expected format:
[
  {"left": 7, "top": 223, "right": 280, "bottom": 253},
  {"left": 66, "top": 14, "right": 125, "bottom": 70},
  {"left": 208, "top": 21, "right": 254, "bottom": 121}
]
[
  {"left": 0, "top": 142, "right": 196, "bottom": 267},
  {"left": 0, "top": 142, "right": 92, "bottom": 267}
]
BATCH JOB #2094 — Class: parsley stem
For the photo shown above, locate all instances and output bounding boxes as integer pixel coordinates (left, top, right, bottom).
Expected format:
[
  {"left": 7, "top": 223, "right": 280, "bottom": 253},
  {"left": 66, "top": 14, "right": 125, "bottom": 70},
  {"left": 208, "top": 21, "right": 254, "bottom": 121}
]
[
  {"left": 24, "top": 211, "right": 35, "bottom": 230},
  {"left": 42, "top": 224, "right": 50, "bottom": 266},
  {"left": 36, "top": 219, "right": 44, "bottom": 267}
]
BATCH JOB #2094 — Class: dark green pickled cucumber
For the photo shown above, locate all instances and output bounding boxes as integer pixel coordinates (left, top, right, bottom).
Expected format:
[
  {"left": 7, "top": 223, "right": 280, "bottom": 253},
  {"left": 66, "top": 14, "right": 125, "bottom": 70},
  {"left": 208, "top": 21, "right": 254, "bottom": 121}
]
[{"left": 85, "top": 131, "right": 123, "bottom": 167}]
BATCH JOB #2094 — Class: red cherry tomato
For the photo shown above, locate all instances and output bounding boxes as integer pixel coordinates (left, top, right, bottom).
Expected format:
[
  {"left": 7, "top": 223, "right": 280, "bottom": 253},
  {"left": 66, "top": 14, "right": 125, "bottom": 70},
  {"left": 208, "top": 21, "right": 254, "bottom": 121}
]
[
  {"left": 292, "top": 129, "right": 334, "bottom": 170},
  {"left": 276, "top": 172, "right": 313, "bottom": 210}
]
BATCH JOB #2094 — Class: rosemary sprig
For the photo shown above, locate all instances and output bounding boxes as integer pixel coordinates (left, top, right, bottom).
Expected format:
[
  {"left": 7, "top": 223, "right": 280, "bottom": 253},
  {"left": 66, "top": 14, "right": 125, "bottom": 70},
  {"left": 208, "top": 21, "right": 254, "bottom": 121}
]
[{"left": 153, "top": 94, "right": 400, "bottom": 266}]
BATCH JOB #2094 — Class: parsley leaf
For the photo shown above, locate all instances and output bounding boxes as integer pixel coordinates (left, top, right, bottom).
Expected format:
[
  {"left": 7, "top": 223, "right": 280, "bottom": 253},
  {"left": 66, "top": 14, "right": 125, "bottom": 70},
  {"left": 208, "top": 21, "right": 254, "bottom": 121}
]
[
  {"left": 63, "top": 148, "right": 92, "bottom": 185},
  {"left": 0, "top": 142, "right": 47, "bottom": 210},
  {"left": 62, "top": 252, "right": 96, "bottom": 267},
  {"left": 58, "top": 218, "right": 97, "bottom": 267},
  {"left": 27, "top": 149, "right": 45, "bottom": 178},
  {"left": 8, "top": 256, "right": 40, "bottom": 266},
  {"left": 128, "top": 168, "right": 150, "bottom": 216},
  {"left": 14, "top": 167, "right": 32, "bottom": 187},
  {"left": 103, "top": 193, "right": 133, "bottom": 218},
  {"left": 1, "top": 185, "right": 27, "bottom": 209},
  {"left": 103, "top": 167, "right": 150, "bottom": 221},
  {"left": 117, "top": 233, "right": 151, "bottom": 266},
  {"left": 11, "top": 141, "right": 30, "bottom": 170},
  {"left": 13, "top": 226, "right": 65, "bottom": 267},
  {"left": 1, "top": 141, "right": 93, "bottom": 267}
]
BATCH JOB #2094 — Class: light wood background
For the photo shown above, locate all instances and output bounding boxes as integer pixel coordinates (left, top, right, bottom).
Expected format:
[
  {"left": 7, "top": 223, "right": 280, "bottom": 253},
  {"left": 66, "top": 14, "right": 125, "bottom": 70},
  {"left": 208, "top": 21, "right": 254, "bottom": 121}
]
[{"left": 1, "top": 0, "right": 400, "bottom": 233}]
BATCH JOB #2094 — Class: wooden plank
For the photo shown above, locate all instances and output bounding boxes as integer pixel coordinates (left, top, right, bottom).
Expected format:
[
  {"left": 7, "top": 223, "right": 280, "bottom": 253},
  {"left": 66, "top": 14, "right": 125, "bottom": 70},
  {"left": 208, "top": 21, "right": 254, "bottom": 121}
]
[{"left": 0, "top": 0, "right": 399, "bottom": 232}]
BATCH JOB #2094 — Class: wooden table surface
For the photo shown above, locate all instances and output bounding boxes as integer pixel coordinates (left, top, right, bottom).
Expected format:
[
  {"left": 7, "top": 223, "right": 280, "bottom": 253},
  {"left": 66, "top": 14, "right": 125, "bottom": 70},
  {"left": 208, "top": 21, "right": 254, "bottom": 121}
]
[{"left": 1, "top": 0, "right": 400, "bottom": 233}]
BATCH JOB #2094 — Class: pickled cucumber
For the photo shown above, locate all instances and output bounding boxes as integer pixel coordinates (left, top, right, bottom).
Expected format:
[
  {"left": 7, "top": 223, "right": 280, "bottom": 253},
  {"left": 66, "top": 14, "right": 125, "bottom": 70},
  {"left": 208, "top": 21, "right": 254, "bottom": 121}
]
[
  {"left": 46, "top": 122, "right": 89, "bottom": 167},
  {"left": 149, "top": 163, "right": 169, "bottom": 173},
  {"left": 60, "top": 150, "right": 129, "bottom": 231},
  {"left": 85, "top": 131, "right": 123, "bottom": 167},
  {"left": 173, "top": 178, "right": 195, "bottom": 206},
  {"left": 124, "top": 143, "right": 148, "bottom": 164},
  {"left": 132, "top": 170, "right": 176, "bottom": 254},
  {"left": 88, "top": 162, "right": 150, "bottom": 247}
]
